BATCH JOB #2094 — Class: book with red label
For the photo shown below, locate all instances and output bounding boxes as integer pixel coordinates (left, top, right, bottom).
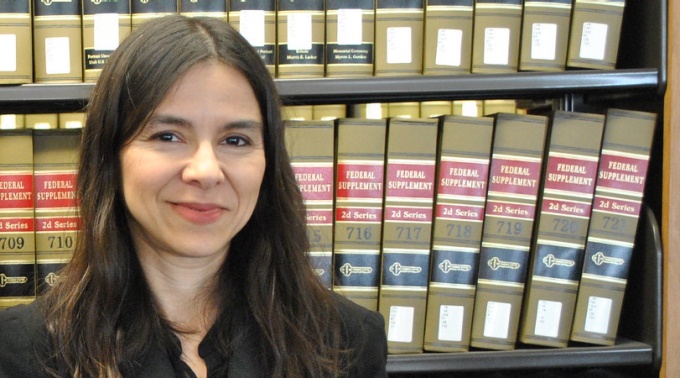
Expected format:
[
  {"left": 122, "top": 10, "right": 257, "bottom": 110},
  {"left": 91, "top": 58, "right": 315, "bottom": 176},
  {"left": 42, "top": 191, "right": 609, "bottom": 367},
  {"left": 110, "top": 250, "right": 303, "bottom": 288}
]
[
  {"left": 82, "top": 0, "right": 132, "bottom": 82},
  {"left": 0, "top": 130, "right": 36, "bottom": 309},
  {"left": 228, "top": 0, "right": 276, "bottom": 76},
  {"left": 469, "top": 112, "right": 549, "bottom": 350},
  {"left": 284, "top": 120, "right": 335, "bottom": 289},
  {"left": 570, "top": 108, "right": 657, "bottom": 346},
  {"left": 423, "top": 115, "right": 494, "bottom": 352},
  {"left": 33, "top": 129, "right": 81, "bottom": 295},
  {"left": 332, "top": 118, "right": 387, "bottom": 311},
  {"left": 519, "top": 110, "right": 605, "bottom": 348},
  {"left": 378, "top": 117, "right": 439, "bottom": 354}
]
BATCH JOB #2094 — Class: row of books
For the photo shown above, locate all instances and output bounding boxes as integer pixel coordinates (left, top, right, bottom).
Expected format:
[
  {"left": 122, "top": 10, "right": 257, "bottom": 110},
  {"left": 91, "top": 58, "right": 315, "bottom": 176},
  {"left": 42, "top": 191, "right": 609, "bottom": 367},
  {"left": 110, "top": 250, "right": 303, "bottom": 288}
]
[
  {"left": 283, "top": 107, "right": 656, "bottom": 354},
  {"left": 0, "top": 0, "right": 626, "bottom": 85}
]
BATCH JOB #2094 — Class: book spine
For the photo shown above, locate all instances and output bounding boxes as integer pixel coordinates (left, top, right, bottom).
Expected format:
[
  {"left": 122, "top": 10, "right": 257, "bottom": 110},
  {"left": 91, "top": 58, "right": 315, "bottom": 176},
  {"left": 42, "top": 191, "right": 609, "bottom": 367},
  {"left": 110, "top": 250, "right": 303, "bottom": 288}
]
[
  {"left": 570, "top": 108, "right": 657, "bottom": 346},
  {"left": 0, "top": 0, "right": 32, "bottom": 84},
  {"left": 422, "top": 0, "right": 473, "bottom": 75},
  {"left": 131, "top": 0, "right": 178, "bottom": 30},
  {"left": 471, "top": 0, "right": 523, "bottom": 74},
  {"left": 519, "top": 110, "right": 605, "bottom": 347},
  {"left": 423, "top": 115, "right": 494, "bottom": 352},
  {"left": 518, "top": 0, "right": 573, "bottom": 72},
  {"left": 284, "top": 120, "right": 335, "bottom": 289},
  {"left": 0, "top": 130, "right": 36, "bottom": 309},
  {"left": 374, "top": 0, "right": 425, "bottom": 76},
  {"left": 33, "top": 0, "right": 83, "bottom": 83},
  {"left": 469, "top": 112, "right": 548, "bottom": 350},
  {"left": 33, "top": 129, "right": 81, "bottom": 295},
  {"left": 82, "top": 0, "right": 132, "bottom": 82},
  {"left": 379, "top": 117, "right": 439, "bottom": 354},
  {"left": 332, "top": 118, "right": 387, "bottom": 311},
  {"left": 566, "top": 0, "right": 626, "bottom": 70},
  {"left": 325, "top": 0, "right": 375, "bottom": 77},
  {"left": 276, "top": 0, "right": 325, "bottom": 78},
  {"left": 179, "top": 0, "right": 228, "bottom": 21},
  {"left": 229, "top": 0, "right": 276, "bottom": 75},
  {"left": 312, "top": 104, "right": 347, "bottom": 120}
]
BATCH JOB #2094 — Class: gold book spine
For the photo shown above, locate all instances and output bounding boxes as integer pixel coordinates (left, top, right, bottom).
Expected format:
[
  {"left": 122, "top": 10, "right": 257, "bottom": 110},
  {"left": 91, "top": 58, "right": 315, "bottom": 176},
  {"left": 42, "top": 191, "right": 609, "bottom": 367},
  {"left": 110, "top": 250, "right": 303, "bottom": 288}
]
[
  {"left": 471, "top": 0, "right": 523, "bottom": 74},
  {"left": 420, "top": 101, "right": 453, "bottom": 118},
  {"left": 228, "top": 0, "right": 276, "bottom": 76},
  {"left": 0, "top": 1, "right": 33, "bottom": 84},
  {"left": 566, "top": 0, "right": 625, "bottom": 70},
  {"left": 374, "top": 0, "right": 425, "bottom": 76},
  {"left": 469, "top": 112, "right": 548, "bottom": 350},
  {"left": 325, "top": 0, "right": 375, "bottom": 77},
  {"left": 179, "top": 0, "right": 228, "bottom": 22},
  {"left": 33, "top": 0, "right": 84, "bottom": 83},
  {"left": 570, "top": 108, "right": 657, "bottom": 346},
  {"left": 519, "top": 110, "right": 605, "bottom": 348},
  {"left": 388, "top": 102, "right": 421, "bottom": 119},
  {"left": 422, "top": 0, "right": 474, "bottom": 75},
  {"left": 131, "top": 0, "right": 178, "bottom": 30},
  {"left": 82, "top": 0, "right": 132, "bottom": 82},
  {"left": 519, "top": 0, "right": 572, "bottom": 72},
  {"left": 25, "top": 114, "right": 59, "bottom": 130},
  {"left": 423, "top": 115, "right": 494, "bottom": 352},
  {"left": 284, "top": 120, "right": 335, "bottom": 289},
  {"left": 332, "top": 118, "right": 387, "bottom": 311},
  {"left": 379, "top": 117, "right": 439, "bottom": 354},
  {"left": 276, "top": 0, "right": 325, "bottom": 78},
  {"left": 312, "top": 104, "right": 347, "bottom": 120}
]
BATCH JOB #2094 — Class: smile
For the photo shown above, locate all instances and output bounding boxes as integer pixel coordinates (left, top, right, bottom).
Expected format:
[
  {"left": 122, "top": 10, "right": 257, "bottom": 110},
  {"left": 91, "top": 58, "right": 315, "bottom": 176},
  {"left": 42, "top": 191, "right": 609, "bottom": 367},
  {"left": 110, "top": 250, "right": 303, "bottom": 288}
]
[{"left": 170, "top": 202, "right": 225, "bottom": 225}]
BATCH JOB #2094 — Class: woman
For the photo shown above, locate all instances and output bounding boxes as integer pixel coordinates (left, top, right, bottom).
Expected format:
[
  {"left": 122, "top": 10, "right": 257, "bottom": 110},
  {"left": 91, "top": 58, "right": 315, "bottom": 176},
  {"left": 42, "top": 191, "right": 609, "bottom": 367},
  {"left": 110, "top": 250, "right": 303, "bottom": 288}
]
[{"left": 0, "top": 15, "right": 387, "bottom": 377}]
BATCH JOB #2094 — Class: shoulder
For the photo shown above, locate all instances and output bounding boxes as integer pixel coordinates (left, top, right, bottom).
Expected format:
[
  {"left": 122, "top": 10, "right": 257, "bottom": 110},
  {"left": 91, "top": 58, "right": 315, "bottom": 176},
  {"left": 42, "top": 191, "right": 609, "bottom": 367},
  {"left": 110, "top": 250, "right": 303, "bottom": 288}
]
[
  {"left": 0, "top": 302, "right": 48, "bottom": 377},
  {"left": 329, "top": 292, "right": 388, "bottom": 377}
]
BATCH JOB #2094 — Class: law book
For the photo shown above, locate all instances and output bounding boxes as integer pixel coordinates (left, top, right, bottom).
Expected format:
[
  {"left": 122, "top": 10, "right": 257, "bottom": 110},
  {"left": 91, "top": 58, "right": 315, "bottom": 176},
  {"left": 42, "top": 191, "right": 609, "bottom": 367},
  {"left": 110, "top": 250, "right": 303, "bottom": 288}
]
[
  {"left": 484, "top": 99, "right": 517, "bottom": 115},
  {"left": 351, "top": 103, "right": 388, "bottom": 119},
  {"left": 0, "top": 115, "right": 26, "bottom": 130},
  {"left": 312, "top": 104, "right": 346, "bottom": 120},
  {"left": 82, "top": 0, "right": 132, "bottom": 82},
  {"left": 282, "top": 105, "right": 314, "bottom": 121},
  {"left": 388, "top": 102, "right": 421, "bottom": 119},
  {"left": 519, "top": 0, "right": 573, "bottom": 72},
  {"left": 325, "top": 0, "right": 375, "bottom": 77},
  {"left": 469, "top": 112, "right": 549, "bottom": 350},
  {"left": 58, "top": 113, "right": 86, "bottom": 129},
  {"left": 566, "top": 0, "right": 625, "bottom": 70},
  {"left": 284, "top": 120, "right": 335, "bottom": 289},
  {"left": 570, "top": 108, "right": 657, "bottom": 346},
  {"left": 25, "top": 114, "right": 59, "bottom": 130},
  {"left": 0, "top": 0, "right": 32, "bottom": 84},
  {"left": 420, "top": 101, "right": 453, "bottom": 118},
  {"left": 33, "top": 0, "right": 83, "bottom": 83},
  {"left": 332, "top": 118, "right": 387, "bottom": 311},
  {"left": 519, "top": 110, "right": 605, "bottom": 348},
  {"left": 33, "top": 129, "right": 81, "bottom": 295},
  {"left": 423, "top": 115, "right": 494, "bottom": 352},
  {"left": 228, "top": 0, "right": 276, "bottom": 76},
  {"left": 276, "top": 0, "right": 325, "bottom": 78},
  {"left": 179, "top": 0, "right": 228, "bottom": 22},
  {"left": 379, "top": 117, "right": 439, "bottom": 354},
  {"left": 374, "top": 0, "right": 425, "bottom": 76},
  {"left": 131, "top": 0, "right": 178, "bottom": 30},
  {"left": 422, "top": 0, "right": 474, "bottom": 75},
  {"left": 453, "top": 100, "right": 484, "bottom": 117},
  {"left": 471, "top": 0, "right": 523, "bottom": 74},
  {"left": 0, "top": 130, "right": 36, "bottom": 309}
]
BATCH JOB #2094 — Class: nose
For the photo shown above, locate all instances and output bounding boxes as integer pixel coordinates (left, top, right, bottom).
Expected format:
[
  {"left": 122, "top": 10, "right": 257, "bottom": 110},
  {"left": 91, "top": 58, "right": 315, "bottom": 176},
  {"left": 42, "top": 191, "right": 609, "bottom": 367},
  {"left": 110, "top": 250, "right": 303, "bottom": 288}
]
[{"left": 181, "top": 142, "right": 225, "bottom": 189}]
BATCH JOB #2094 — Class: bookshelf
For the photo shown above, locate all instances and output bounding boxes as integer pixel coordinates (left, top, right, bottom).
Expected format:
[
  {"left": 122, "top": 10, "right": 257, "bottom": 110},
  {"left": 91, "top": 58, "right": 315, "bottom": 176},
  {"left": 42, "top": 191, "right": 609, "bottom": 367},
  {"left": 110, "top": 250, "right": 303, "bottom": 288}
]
[{"left": 0, "top": 0, "right": 667, "bottom": 376}]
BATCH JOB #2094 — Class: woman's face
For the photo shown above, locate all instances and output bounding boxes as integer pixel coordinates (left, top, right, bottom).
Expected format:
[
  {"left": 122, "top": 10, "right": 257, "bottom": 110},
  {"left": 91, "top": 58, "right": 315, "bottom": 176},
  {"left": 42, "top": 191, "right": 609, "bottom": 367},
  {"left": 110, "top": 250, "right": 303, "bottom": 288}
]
[{"left": 120, "top": 61, "right": 265, "bottom": 265}]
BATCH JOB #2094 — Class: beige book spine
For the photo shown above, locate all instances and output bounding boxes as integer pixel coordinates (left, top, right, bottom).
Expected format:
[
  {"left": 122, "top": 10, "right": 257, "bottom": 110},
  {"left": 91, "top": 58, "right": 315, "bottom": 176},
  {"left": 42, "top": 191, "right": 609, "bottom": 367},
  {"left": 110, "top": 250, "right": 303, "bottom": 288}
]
[
  {"left": 519, "top": 110, "right": 605, "bottom": 348},
  {"left": 25, "top": 114, "right": 59, "bottom": 130},
  {"left": 374, "top": 0, "right": 425, "bottom": 76},
  {"left": 566, "top": 0, "right": 625, "bottom": 70},
  {"left": 312, "top": 104, "right": 347, "bottom": 120},
  {"left": 82, "top": 1, "right": 132, "bottom": 82},
  {"left": 179, "top": 0, "right": 228, "bottom": 22},
  {"left": 131, "top": 0, "right": 178, "bottom": 30},
  {"left": 228, "top": 0, "right": 276, "bottom": 76},
  {"left": 284, "top": 120, "right": 335, "bottom": 289},
  {"left": 379, "top": 117, "right": 439, "bottom": 354},
  {"left": 423, "top": 115, "right": 494, "bottom": 352},
  {"left": 0, "top": 115, "right": 26, "bottom": 130},
  {"left": 351, "top": 103, "right": 388, "bottom": 119},
  {"left": 282, "top": 105, "right": 314, "bottom": 121},
  {"left": 471, "top": 0, "right": 523, "bottom": 74},
  {"left": 276, "top": 0, "right": 325, "bottom": 78},
  {"left": 33, "top": 0, "right": 83, "bottom": 83},
  {"left": 33, "top": 129, "right": 81, "bottom": 294},
  {"left": 469, "top": 112, "right": 549, "bottom": 350},
  {"left": 570, "top": 108, "right": 657, "bottom": 346},
  {"left": 420, "top": 101, "right": 453, "bottom": 118},
  {"left": 519, "top": 0, "right": 573, "bottom": 72},
  {"left": 453, "top": 100, "right": 484, "bottom": 117},
  {"left": 325, "top": 0, "right": 375, "bottom": 77},
  {"left": 333, "top": 118, "right": 387, "bottom": 311},
  {"left": 0, "top": 130, "right": 36, "bottom": 307},
  {"left": 388, "top": 102, "right": 421, "bottom": 119},
  {"left": 423, "top": 0, "right": 474, "bottom": 75},
  {"left": 0, "top": 1, "right": 32, "bottom": 84}
]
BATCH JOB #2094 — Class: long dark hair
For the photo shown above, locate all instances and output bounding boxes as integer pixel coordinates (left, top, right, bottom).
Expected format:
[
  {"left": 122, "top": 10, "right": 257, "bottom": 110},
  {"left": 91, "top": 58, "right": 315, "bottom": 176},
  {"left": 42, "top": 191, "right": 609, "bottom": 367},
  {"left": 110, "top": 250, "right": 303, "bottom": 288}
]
[{"left": 41, "top": 15, "right": 344, "bottom": 377}]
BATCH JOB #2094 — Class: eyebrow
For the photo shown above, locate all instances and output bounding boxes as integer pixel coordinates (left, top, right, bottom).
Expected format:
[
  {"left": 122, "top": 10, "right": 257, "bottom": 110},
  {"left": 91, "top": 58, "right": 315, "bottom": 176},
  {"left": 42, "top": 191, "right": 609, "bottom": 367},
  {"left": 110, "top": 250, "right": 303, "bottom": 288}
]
[{"left": 146, "top": 114, "right": 264, "bottom": 132}]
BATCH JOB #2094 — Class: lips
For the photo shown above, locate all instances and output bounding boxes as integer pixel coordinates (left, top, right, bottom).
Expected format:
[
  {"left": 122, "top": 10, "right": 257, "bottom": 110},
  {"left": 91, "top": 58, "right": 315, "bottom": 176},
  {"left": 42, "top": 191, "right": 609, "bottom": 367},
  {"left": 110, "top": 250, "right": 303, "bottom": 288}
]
[{"left": 170, "top": 202, "right": 225, "bottom": 225}]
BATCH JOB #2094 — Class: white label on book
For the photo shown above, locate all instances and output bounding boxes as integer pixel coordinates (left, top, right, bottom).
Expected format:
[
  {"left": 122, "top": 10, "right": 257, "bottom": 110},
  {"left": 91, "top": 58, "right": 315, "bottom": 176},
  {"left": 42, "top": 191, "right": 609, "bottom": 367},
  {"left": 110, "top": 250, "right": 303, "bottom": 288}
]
[
  {"left": 388, "top": 305, "right": 414, "bottom": 342},
  {"left": 365, "top": 103, "right": 384, "bottom": 119},
  {"left": 483, "top": 301, "right": 511, "bottom": 339},
  {"left": 438, "top": 305, "right": 464, "bottom": 341},
  {"left": 94, "top": 13, "right": 120, "bottom": 50},
  {"left": 0, "top": 34, "right": 17, "bottom": 72},
  {"left": 240, "top": 10, "right": 265, "bottom": 47},
  {"left": 531, "top": 23, "right": 557, "bottom": 60},
  {"left": 483, "top": 27, "right": 510, "bottom": 65},
  {"left": 45, "top": 37, "right": 71, "bottom": 75},
  {"left": 584, "top": 295, "right": 612, "bottom": 334},
  {"left": 579, "top": 22, "right": 608, "bottom": 61},
  {"left": 461, "top": 100, "right": 480, "bottom": 117},
  {"left": 0, "top": 114, "right": 18, "bottom": 129},
  {"left": 534, "top": 299, "right": 562, "bottom": 337},
  {"left": 337, "top": 8, "right": 362, "bottom": 45},
  {"left": 287, "top": 13, "right": 312, "bottom": 51},
  {"left": 435, "top": 29, "right": 463, "bottom": 67},
  {"left": 387, "top": 27, "right": 412, "bottom": 64}
]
